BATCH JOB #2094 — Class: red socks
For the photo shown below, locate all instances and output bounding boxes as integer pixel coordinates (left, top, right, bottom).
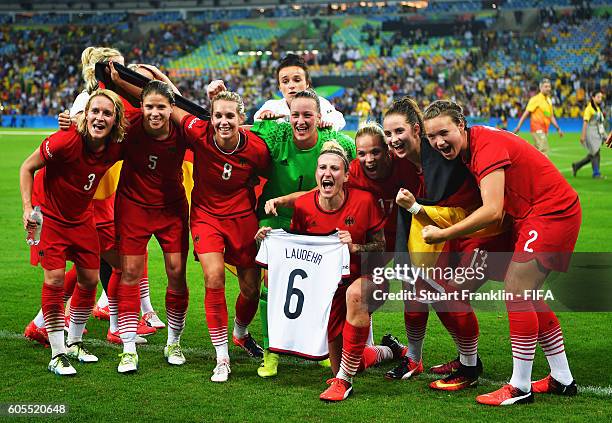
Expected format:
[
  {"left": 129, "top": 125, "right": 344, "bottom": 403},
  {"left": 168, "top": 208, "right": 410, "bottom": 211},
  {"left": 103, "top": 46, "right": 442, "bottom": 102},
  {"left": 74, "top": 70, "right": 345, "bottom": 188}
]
[
  {"left": 234, "top": 293, "right": 259, "bottom": 328},
  {"left": 62, "top": 266, "right": 78, "bottom": 302},
  {"left": 337, "top": 321, "right": 370, "bottom": 382},
  {"left": 205, "top": 287, "right": 228, "bottom": 346},
  {"left": 166, "top": 288, "right": 189, "bottom": 344},
  {"left": 42, "top": 283, "right": 64, "bottom": 334},
  {"left": 117, "top": 283, "right": 140, "bottom": 340}
]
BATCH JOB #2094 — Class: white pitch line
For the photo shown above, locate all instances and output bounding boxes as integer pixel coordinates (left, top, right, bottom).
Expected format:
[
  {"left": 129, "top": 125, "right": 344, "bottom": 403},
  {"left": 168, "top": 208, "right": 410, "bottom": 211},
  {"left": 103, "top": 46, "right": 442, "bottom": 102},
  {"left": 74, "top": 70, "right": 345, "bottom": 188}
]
[
  {"left": 561, "top": 160, "right": 612, "bottom": 174},
  {"left": 0, "top": 131, "right": 53, "bottom": 136},
  {"left": 5, "top": 329, "right": 612, "bottom": 397}
]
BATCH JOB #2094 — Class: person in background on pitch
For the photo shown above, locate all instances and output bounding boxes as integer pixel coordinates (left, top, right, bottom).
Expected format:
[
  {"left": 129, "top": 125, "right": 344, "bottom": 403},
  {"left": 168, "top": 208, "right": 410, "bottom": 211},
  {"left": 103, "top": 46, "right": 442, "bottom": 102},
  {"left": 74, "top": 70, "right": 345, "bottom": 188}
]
[
  {"left": 513, "top": 78, "right": 563, "bottom": 156},
  {"left": 572, "top": 89, "right": 607, "bottom": 179}
]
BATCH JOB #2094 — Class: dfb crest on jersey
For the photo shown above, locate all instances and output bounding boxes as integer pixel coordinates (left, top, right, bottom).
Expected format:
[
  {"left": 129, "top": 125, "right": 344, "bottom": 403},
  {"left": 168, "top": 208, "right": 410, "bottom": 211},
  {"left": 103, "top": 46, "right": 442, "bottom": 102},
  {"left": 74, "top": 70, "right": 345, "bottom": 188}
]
[{"left": 344, "top": 216, "right": 355, "bottom": 226}]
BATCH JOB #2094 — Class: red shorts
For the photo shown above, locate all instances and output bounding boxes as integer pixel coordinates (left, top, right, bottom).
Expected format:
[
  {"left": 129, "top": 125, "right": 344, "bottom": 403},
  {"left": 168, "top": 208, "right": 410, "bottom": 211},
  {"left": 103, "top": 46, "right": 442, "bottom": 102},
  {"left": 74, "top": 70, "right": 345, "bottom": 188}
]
[
  {"left": 97, "top": 223, "right": 115, "bottom": 253},
  {"left": 447, "top": 231, "right": 513, "bottom": 282},
  {"left": 411, "top": 231, "right": 512, "bottom": 302},
  {"left": 115, "top": 194, "right": 189, "bottom": 255},
  {"left": 190, "top": 207, "right": 258, "bottom": 268},
  {"left": 511, "top": 199, "right": 581, "bottom": 272},
  {"left": 31, "top": 216, "right": 100, "bottom": 270}
]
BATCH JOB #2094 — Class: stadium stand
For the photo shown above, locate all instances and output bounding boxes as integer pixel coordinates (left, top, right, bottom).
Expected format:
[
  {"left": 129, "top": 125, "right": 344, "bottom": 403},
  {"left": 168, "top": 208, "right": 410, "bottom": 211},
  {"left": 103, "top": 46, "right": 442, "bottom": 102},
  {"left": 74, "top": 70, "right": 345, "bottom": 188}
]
[{"left": 0, "top": 2, "right": 609, "bottom": 125}]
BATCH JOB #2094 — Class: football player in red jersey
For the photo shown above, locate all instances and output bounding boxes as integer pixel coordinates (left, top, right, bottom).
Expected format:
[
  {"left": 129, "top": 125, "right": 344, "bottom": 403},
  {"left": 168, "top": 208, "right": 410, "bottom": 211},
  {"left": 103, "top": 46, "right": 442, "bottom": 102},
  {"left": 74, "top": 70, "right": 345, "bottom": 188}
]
[
  {"left": 110, "top": 64, "right": 270, "bottom": 380},
  {"left": 423, "top": 100, "right": 579, "bottom": 405},
  {"left": 177, "top": 91, "right": 270, "bottom": 382},
  {"left": 258, "top": 141, "right": 388, "bottom": 401},
  {"left": 20, "top": 89, "right": 127, "bottom": 375},
  {"left": 382, "top": 97, "right": 512, "bottom": 390},
  {"left": 349, "top": 122, "right": 421, "bottom": 251},
  {"left": 111, "top": 80, "right": 191, "bottom": 373}
]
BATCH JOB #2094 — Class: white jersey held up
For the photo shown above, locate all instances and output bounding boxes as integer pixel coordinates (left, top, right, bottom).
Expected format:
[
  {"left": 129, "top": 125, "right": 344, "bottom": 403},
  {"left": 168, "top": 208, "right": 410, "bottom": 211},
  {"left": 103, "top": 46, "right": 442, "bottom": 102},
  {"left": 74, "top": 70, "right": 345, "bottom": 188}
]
[
  {"left": 255, "top": 229, "right": 350, "bottom": 359},
  {"left": 253, "top": 97, "right": 346, "bottom": 131}
]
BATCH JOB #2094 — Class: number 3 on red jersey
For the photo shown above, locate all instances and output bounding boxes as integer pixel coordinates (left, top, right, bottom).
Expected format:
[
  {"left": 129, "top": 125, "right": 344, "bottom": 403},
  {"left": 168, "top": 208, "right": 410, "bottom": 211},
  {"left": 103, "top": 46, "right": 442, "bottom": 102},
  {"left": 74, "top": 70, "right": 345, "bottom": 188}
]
[{"left": 83, "top": 173, "right": 96, "bottom": 191}]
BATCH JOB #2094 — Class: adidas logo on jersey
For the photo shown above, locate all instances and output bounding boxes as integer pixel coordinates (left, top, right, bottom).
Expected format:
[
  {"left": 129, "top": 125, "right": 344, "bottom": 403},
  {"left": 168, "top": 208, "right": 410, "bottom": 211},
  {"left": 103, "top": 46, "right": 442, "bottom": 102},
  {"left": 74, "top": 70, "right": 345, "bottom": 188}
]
[
  {"left": 188, "top": 118, "right": 200, "bottom": 129},
  {"left": 45, "top": 140, "right": 53, "bottom": 158}
]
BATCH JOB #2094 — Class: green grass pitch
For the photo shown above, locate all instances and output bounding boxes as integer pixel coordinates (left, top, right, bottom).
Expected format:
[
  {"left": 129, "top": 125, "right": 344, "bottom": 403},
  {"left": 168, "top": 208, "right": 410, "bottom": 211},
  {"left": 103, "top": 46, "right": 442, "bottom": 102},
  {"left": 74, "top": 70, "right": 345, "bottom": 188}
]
[{"left": 0, "top": 128, "right": 610, "bottom": 421}]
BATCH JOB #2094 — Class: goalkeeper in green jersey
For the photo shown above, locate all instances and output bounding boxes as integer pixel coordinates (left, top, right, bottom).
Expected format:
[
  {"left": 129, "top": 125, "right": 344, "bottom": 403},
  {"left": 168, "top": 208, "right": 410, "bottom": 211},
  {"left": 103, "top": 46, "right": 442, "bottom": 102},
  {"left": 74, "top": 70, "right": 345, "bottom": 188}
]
[{"left": 250, "top": 89, "right": 355, "bottom": 377}]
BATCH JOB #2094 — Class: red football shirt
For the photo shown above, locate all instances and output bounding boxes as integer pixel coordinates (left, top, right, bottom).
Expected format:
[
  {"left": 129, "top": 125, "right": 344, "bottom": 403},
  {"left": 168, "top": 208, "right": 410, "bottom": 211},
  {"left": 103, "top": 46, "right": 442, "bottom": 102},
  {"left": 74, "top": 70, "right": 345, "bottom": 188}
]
[
  {"left": 291, "top": 188, "right": 385, "bottom": 280},
  {"left": 39, "top": 127, "right": 124, "bottom": 225},
  {"left": 117, "top": 110, "right": 188, "bottom": 207},
  {"left": 464, "top": 126, "right": 578, "bottom": 218},
  {"left": 181, "top": 115, "right": 270, "bottom": 218},
  {"left": 348, "top": 155, "right": 421, "bottom": 251}
]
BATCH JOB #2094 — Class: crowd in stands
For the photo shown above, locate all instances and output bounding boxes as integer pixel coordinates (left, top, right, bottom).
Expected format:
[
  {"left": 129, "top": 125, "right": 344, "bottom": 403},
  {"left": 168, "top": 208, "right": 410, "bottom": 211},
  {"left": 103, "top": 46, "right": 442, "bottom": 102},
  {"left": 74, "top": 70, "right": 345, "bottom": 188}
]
[{"left": 0, "top": 7, "right": 609, "bottom": 124}]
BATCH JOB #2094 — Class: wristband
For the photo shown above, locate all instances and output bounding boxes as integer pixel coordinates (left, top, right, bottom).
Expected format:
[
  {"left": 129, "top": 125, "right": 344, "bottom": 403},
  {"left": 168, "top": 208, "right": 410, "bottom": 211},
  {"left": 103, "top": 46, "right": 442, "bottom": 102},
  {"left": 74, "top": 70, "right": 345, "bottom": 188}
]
[{"left": 407, "top": 201, "right": 422, "bottom": 215}]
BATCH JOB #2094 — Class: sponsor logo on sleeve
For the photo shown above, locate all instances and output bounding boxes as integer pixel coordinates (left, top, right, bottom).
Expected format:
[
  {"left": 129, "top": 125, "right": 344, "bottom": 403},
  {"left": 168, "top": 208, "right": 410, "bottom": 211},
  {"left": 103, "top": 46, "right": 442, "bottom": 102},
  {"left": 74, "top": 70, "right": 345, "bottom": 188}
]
[
  {"left": 45, "top": 140, "right": 53, "bottom": 158},
  {"left": 188, "top": 118, "right": 200, "bottom": 129}
]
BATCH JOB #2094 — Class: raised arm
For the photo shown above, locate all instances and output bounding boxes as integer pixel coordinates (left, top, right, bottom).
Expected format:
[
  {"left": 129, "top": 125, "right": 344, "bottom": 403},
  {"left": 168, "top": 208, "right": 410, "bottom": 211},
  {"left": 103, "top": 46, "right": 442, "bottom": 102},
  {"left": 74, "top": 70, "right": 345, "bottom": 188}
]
[
  {"left": 109, "top": 61, "right": 144, "bottom": 100},
  {"left": 110, "top": 62, "right": 191, "bottom": 125},
  {"left": 395, "top": 188, "right": 437, "bottom": 227},
  {"left": 135, "top": 64, "right": 181, "bottom": 95}
]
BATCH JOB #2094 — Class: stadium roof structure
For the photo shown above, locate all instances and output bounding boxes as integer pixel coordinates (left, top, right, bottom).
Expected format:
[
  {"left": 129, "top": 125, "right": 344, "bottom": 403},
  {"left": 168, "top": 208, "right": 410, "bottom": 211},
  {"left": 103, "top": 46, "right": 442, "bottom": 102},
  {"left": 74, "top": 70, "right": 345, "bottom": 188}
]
[
  {"left": 2, "top": 0, "right": 430, "bottom": 13},
  {"left": 1, "top": 0, "right": 602, "bottom": 15}
]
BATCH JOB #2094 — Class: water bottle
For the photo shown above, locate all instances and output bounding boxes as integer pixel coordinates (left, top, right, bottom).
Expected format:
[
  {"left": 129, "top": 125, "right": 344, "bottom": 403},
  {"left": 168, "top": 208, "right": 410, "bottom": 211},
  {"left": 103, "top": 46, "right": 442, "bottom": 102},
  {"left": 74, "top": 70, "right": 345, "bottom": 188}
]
[{"left": 26, "top": 206, "right": 43, "bottom": 246}]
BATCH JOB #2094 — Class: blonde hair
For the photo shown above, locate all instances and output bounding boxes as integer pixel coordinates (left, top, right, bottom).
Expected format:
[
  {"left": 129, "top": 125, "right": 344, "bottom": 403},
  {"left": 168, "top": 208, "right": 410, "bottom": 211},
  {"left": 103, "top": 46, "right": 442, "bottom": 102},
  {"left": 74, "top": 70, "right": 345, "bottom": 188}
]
[
  {"left": 211, "top": 90, "right": 246, "bottom": 119},
  {"left": 76, "top": 89, "right": 127, "bottom": 143},
  {"left": 319, "top": 140, "right": 349, "bottom": 171},
  {"left": 81, "top": 46, "right": 123, "bottom": 94},
  {"left": 355, "top": 121, "right": 387, "bottom": 149}
]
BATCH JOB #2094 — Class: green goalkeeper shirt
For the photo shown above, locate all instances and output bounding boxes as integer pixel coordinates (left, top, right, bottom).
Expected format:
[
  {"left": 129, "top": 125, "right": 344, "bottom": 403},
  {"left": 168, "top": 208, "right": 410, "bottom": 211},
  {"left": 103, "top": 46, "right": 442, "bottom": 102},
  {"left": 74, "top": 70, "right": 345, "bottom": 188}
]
[{"left": 251, "top": 120, "right": 356, "bottom": 227}]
